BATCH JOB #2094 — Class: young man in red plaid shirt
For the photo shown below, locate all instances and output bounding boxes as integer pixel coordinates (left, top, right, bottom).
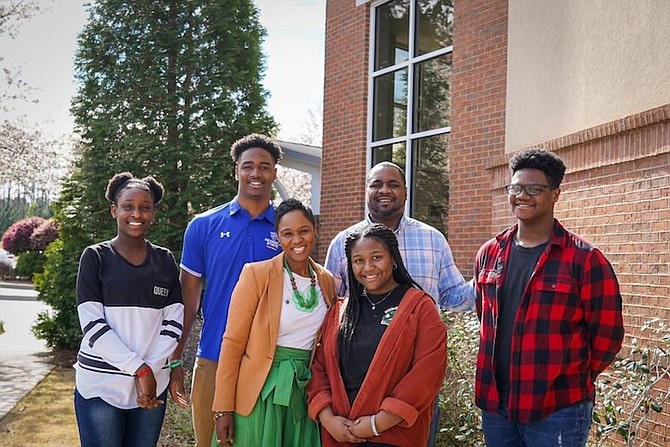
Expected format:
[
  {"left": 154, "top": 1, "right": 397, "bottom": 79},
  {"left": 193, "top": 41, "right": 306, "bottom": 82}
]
[{"left": 474, "top": 149, "right": 624, "bottom": 446}]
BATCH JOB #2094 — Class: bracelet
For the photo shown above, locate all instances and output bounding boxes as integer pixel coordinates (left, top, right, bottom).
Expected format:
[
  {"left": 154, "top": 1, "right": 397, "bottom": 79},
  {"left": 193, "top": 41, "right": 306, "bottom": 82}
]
[
  {"left": 213, "top": 411, "right": 234, "bottom": 421},
  {"left": 169, "top": 359, "right": 184, "bottom": 369},
  {"left": 136, "top": 365, "right": 152, "bottom": 378},
  {"left": 370, "top": 414, "right": 380, "bottom": 437}
]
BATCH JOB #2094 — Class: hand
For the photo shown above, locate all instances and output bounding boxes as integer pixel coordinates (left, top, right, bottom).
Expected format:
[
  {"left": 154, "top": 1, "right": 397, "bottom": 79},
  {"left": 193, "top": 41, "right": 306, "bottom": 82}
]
[
  {"left": 168, "top": 365, "right": 189, "bottom": 409},
  {"left": 349, "top": 416, "right": 375, "bottom": 439},
  {"left": 135, "top": 364, "right": 163, "bottom": 409},
  {"left": 215, "top": 414, "right": 234, "bottom": 446},
  {"left": 319, "top": 408, "right": 364, "bottom": 443},
  {"left": 135, "top": 392, "right": 163, "bottom": 409}
]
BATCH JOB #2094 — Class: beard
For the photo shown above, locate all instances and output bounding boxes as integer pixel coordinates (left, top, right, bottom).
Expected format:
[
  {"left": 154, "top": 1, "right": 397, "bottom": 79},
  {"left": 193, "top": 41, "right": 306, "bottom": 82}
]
[{"left": 369, "top": 202, "right": 403, "bottom": 219}]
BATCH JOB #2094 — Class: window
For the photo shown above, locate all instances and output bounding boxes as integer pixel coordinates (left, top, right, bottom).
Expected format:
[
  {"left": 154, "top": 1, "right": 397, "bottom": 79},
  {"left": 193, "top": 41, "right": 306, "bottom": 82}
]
[{"left": 369, "top": 0, "right": 453, "bottom": 236}]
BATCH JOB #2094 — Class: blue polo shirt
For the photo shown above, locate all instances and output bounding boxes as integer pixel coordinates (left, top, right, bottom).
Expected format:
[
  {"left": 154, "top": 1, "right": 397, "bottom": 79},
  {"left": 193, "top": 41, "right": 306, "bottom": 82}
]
[{"left": 180, "top": 197, "right": 280, "bottom": 361}]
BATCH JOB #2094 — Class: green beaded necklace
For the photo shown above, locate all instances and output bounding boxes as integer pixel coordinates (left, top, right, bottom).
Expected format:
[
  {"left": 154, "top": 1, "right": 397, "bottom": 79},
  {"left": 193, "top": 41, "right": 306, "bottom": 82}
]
[{"left": 284, "top": 258, "right": 319, "bottom": 312}]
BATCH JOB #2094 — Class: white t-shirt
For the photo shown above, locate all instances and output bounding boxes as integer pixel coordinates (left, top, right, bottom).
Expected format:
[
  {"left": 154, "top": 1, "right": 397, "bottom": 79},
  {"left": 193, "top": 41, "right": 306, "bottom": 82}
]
[{"left": 277, "top": 270, "right": 328, "bottom": 350}]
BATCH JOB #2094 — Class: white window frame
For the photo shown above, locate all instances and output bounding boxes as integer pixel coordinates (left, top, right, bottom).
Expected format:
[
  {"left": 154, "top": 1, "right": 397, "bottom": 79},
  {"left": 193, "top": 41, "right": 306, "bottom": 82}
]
[{"left": 366, "top": 0, "right": 453, "bottom": 218}]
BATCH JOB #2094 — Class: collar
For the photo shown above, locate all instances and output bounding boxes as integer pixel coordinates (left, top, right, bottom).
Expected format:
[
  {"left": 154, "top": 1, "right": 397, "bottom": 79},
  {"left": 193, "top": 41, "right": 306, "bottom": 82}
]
[
  {"left": 498, "top": 219, "right": 566, "bottom": 249},
  {"left": 229, "top": 196, "right": 275, "bottom": 223},
  {"left": 365, "top": 213, "right": 408, "bottom": 233}
]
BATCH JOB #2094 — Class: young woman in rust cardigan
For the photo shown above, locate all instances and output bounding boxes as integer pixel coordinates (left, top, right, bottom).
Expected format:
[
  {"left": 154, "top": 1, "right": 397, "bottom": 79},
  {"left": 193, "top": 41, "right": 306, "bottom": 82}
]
[
  {"left": 307, "top": 224, "right": 448, "bottom": 447},
  {"left": 211, "top": 198, "right": 336, "bottom": 447}
]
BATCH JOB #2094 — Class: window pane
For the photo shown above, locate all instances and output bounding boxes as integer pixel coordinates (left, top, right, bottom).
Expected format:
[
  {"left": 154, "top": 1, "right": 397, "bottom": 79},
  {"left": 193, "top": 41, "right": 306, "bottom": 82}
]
[
  {"left": 374, "top": 0, "right": 410, "bottom": 70},
  {"left": 372, "top": 142, "right": 407, "bottom": 170},
  {"left": 415, "top": 0, "right": 454, "bottom": 56},
  {"left": 411, "top": 133, "right": 450, "bottom": 236},
  {"left": 413, "top": 53, "right": 451, "bottom": 132},
  {"left": 373, "top": 69, "right": 408, "bottom": 141}
]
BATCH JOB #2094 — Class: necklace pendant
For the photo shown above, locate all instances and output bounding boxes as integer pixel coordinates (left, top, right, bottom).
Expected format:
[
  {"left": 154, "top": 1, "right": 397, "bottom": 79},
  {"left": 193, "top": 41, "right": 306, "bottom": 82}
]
[
  {"left": 284, "top": 259, "right": 319, "bottom": 312},
  {"left": 371, "top": 304, "right": 376, "bottom": 310}
]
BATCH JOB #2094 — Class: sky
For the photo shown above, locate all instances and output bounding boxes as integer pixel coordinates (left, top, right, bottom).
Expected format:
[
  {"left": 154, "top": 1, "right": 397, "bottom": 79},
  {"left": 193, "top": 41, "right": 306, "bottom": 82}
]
[{"left": 0, "top": 0, "right": 325, "bottom": 141}]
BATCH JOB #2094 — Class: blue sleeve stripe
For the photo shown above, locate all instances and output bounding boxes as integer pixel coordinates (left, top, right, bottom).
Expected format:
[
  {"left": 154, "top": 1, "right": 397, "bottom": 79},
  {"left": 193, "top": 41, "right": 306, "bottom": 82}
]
[
  {"left": 88, "top": 325, "right": 111, "bottom": 348},
  {"left": 82, "top": 318, "right": 106, "bottom": 335},
  {"left": 160, "top": 329, "right": 181, "bottom": 340},
  {"left": 77, "top": 352, "right": 124, "bottom": 373},
  {"left": 163, "top": 320, "right": 184, "bottom": 330}
]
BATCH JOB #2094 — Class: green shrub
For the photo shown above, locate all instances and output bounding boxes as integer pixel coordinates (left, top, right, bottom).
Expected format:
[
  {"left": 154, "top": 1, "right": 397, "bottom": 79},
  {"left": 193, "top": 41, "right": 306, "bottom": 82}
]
[
  {"left": 592, "top": 318, "right": 670, "bottom": 446},
  {"left": 430, "top": 314, "right": 670, "bottom": 447},
  {"left": 15, "top": 250, "right": 46, "bottom": 278},
  {"left": 32, "top": 177, "right": 96, "bottom": 350},
  {"left": 436, "top": 310, "right": 484, "bottom": 447},
  {"left": 33, "top": 239, "right": 83, "bottom": 350}
]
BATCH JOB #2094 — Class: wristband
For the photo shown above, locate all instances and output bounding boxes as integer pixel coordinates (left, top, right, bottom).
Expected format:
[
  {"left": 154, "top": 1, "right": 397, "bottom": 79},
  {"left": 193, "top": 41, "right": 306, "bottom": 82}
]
[
  {"left": 370, "top": 414, "right": 380, "bottom": 437},
  {"left": 136, "top": 365, "right": 151, "bottom": 378},
  {"left": 213, "top": 411, "right": 234, "bottom": 421},
  {"left": 169, "top": 359, "right": 184, "bottom": 370}
]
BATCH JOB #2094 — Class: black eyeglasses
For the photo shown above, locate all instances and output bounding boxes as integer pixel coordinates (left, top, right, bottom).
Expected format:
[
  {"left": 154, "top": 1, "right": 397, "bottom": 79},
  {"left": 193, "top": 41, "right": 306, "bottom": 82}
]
[{"left": 505, "top": 184, "right": 554, "bottom": 196}]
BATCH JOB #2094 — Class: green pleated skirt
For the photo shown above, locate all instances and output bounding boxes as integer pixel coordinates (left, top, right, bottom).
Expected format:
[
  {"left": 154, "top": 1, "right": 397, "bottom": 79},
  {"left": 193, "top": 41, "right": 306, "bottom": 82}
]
[{"left": 212, "top": 345, "right": 321, "bottom": 447}]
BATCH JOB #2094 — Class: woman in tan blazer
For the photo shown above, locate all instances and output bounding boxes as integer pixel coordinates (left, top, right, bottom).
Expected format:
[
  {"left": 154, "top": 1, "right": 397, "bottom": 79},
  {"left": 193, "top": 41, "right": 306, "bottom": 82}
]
[{"left": 212, "top": 198, "right": 336, "bottom": 447}]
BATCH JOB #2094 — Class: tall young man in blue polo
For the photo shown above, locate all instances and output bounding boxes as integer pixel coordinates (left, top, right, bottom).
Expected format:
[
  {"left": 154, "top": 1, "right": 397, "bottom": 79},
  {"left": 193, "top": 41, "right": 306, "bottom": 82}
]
[
  {"left": 168, "top": 134, "right": 283, "bottom": 447},
  {"left": 325, "top": 161, "right": 474, "bottom": 447},
  {"left": 474, "top": 149, "right": 624, "bottom": 446}
]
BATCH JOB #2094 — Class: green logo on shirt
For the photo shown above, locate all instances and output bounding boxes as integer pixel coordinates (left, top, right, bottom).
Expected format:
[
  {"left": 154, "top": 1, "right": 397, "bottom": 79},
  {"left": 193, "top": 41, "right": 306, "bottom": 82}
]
[{"left": 381, "top": 306, "right": 398, "bottom": 326}]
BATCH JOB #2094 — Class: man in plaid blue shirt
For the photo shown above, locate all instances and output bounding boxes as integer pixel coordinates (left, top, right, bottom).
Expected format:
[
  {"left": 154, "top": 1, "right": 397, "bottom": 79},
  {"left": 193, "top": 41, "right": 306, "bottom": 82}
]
[
  {"left": 325, "top": 162, "right": 474, "bottom": 311},
  {"left": 325, "top": 161, "right": 474, "bottom": 447},
  {"left": 474, "top": 149, "right": 624, "bottom": 446}
]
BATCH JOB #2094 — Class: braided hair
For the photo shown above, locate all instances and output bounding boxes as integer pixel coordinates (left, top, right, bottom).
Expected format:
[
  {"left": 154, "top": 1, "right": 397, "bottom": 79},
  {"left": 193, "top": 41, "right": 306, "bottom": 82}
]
[
  {"left": 339, "top": 224, "right": 421, "bottom": 361},
  {"left": 105, "top": 172, "right": 165, "bottom": 205}
]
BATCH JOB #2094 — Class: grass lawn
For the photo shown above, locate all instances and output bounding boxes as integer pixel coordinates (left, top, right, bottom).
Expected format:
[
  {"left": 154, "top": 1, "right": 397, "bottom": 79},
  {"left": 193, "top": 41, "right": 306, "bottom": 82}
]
[
  {"left": 0, "top": 323, "right": 200, "bottom": 447},
  {"left": 0, "top": 366, "right": 79, "bottom": 446},
  {"left": 0, "top": 364, "right": 196, "bottom": 447}
]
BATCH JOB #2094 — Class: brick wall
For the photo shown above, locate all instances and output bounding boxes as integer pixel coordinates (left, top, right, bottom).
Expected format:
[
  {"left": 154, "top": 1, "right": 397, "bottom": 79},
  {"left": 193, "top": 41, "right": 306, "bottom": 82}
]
[
  {"left": 488, "top": 106, "right": 670, "bottom": 445},
  {"left": 319, "top": 0, "right": 370, "bottom": 261},
  {"left": 321, "top": 0, "right": 670, "bottom": 440},
  {"left": 488, "top": 105, "right": 670, "bottom": 327},
  {"left": 321, "top": 0, "right": 509, "bottom": 269},
  {"left": 449, "top": 0, "right": 508, "bottom": 277}
]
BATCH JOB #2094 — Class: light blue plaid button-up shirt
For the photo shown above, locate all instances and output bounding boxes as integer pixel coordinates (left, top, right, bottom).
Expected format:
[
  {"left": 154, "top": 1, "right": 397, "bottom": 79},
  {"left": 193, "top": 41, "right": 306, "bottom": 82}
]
[{"left": 324, "top": 214, "right": 475, "bottom": 311}]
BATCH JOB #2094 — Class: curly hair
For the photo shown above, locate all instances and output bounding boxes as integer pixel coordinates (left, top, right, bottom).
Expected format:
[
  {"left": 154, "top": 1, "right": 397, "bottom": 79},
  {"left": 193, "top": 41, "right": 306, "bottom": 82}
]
[
  {"left": 339, "top": 224, "right": 421, "bottom": 357},
  {"left": 230, "top": 133, "right": 283, "bottom": 163},
  {"left": 105, "top": 172, "right": 165, "bottom": 205},
  {"left": 509, "top": 149, "right": 566, "bottom": 188},
  {"left": 274, "top": 198, "right": 316, "bottom": 232}
]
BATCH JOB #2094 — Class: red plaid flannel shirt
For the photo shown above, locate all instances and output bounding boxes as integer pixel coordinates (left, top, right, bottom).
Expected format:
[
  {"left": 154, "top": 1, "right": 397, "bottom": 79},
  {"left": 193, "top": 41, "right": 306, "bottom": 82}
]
[{"left": 474, "top": 220, "right": 624, "bottom": 423}]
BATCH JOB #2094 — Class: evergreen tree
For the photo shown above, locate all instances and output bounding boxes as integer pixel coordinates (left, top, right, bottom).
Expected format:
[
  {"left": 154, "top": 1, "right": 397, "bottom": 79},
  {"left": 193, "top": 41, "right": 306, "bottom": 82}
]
[
  {"left": 71, "top": 0, "right": 276, "bottom": 251},
  {"left": 35, "top": 0, "right": 277, "bottom": 349}
]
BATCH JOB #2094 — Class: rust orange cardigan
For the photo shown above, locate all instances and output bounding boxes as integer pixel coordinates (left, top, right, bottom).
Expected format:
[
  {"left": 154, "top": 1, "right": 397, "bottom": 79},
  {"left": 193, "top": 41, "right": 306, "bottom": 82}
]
[{"left": 307, "top": 288, "right": 448, "bottom": 447}]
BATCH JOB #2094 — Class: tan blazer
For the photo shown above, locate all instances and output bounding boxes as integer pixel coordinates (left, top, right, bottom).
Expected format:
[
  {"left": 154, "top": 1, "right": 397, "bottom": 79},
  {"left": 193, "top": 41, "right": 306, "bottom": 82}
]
[{"left": 212, "top": 252, "right": 336, "bottom": 415}]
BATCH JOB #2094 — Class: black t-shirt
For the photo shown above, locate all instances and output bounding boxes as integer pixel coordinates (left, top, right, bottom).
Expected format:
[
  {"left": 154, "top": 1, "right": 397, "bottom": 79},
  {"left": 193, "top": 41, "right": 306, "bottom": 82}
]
[
  {"left": 340, "top": 284, "right": 410, "bottom": 405},
  {"left": 495, "top": 239, "right": 548, "bottom": 404}
]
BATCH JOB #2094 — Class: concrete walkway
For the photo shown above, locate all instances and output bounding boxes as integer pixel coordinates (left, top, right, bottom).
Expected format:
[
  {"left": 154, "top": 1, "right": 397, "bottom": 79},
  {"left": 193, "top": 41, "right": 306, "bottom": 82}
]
[{"left": 0, "top": 281, "right": 55, "bottom": 420}]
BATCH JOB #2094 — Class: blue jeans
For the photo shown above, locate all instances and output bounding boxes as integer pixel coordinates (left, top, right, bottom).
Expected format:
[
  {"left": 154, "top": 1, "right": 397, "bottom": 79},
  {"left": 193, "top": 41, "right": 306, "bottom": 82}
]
[
  {"left": 482, "top": 400, "right": 593, "bottom": 447},
  {"left": 74, "top": 388, "right": 167, "bottom": 447},
  {"left": 426, "top": 396, "right": 440, "bottom": 446}
]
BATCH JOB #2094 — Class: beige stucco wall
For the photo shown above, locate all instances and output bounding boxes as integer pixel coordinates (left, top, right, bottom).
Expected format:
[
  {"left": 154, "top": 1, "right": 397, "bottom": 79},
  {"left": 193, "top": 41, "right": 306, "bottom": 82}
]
[{"left": 506, "top": 0, "right": 670, "bottom": 153}]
